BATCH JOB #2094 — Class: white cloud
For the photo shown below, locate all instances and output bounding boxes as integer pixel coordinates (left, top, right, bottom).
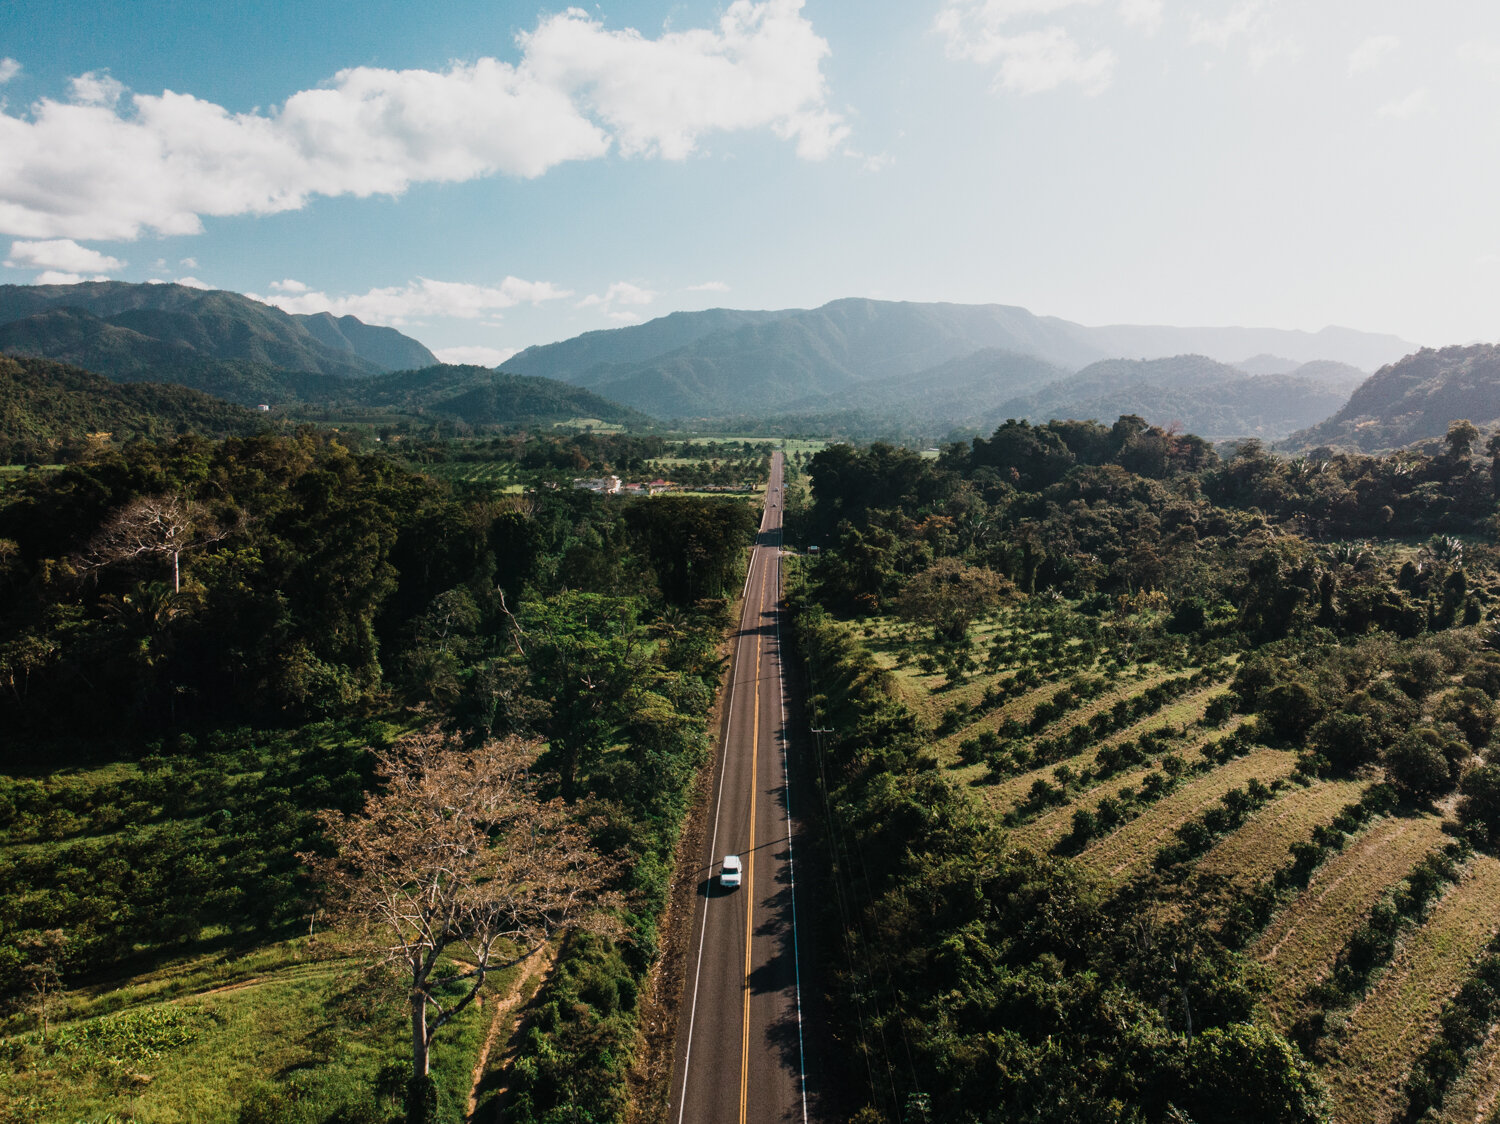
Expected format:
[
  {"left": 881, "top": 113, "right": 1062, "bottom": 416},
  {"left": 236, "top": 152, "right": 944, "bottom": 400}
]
[
  {"left": 1457, "top": 42, "right": 1500, "bottom": 72},
  {"left": 5, "top": 237, "right": 125, "bottom": 273},
  {"left": 687, "top": 280, "right": 730, "bottom": 292},
  {"left": 848, "top": 148, "right": 894, "bottom": 172},
  {"left": 269, "top": 278, "right": 308, "bottom": 292},
  {"left": 1378, "top": 88, "right": 1430, "bottom": 121},
  {"left": 0, "top": 2, "right": 846, "bottom": 242},
  {"left": 254, "top": 276, "right": 571, "bottom": 325},
  {"left": 35, "top": 270, "right": 93, "bottom": 284},
  {"left": 997, "top": 28, "right": 1114, "bottom": 94},
  {"left": 68, "top": 71, "right": 125, "bottom": 107},
  {"left": 936, "top": 1, "right": 1116, "bottom": 95},
  {"left": 174, "top": 275, "right": 211, "bottom": 289},
  {"left": 605, "top": 310, "right": 643, "bottom": 323},
  {"left": 1188, "top": 2, "right": 1263, "bottom": 49},
  {"left": 1348, "top": 34, "right": 1399, "bottom": 76},
  {"left": 179, "top": 256, "right": 198, "bottom": 269},
  {"left": 1119, "top": 0, "right": 1162, "bottom": 34},
  {"left": 434, "top": 345, "right": 518, "bottom": 367},
  {"left": 578, "top": 280, "right": 658, "bottom": 309},
  {"left": 1248, "top": 35, "right": 1301, "bottom": 72},
  {"left": 0, "top": 59, "right": 20, "bottom": 85}
]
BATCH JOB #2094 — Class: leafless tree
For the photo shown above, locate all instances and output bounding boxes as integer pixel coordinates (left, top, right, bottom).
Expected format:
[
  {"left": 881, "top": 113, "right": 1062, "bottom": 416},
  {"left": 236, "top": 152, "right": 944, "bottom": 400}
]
[
  {"left": 74, "top": 494, "right": 233, "bottom": 593},
  {"left": 304, "top": 730, "right": 617, "bottom": 1091}
]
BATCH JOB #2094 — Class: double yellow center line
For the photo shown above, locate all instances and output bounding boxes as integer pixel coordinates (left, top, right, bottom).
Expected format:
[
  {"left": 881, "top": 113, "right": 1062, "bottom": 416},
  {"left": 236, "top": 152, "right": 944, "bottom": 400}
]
[{"left": 738, "top": 498, "right": 771, "bottom": 1123}]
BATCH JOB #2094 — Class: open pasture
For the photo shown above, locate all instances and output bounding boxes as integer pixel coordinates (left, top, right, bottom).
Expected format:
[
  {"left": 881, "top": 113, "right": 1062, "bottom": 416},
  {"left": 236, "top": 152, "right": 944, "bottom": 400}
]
[
  {"left": 0, "top": 933, "right": 508, "bottom": 1124},
  {"left": 1254, "top": 813, "right": 1451, "bottom": 1020},
  {"left": 1077, "top": 746, "right": 1298, "bottom": 879},
  {"left": 1197, "top": 776, "right": 1374, "bottom": 887},
  {"left": 1322, "top": 854, "right": 1500, "bottom": 1124}
]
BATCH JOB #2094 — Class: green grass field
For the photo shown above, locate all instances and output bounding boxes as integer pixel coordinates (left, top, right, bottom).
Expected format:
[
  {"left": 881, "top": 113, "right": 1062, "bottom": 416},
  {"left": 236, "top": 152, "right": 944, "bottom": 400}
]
[{"left": 0, "top": 933, "right": 514, "bottom": 1124}]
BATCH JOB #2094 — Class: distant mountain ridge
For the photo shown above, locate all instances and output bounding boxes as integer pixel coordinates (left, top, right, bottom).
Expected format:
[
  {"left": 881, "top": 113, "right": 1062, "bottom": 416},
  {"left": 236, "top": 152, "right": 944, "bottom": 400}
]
[
  {"left": 0, "top": 281, "right": 437, "bottom": 383},
  {"left": 992, "top": 355, "right": 1357, "bottom": 441},
  {"left": 504, "top": 298, "right": 1418, "bottom": 420},
  {"left": 0, "top": 282, "right": 648, "bottom": 432},
  {"left": 293, "top": 311, "right": 438, "bottom": 372},
  {"left": 1285, "top": 344, "right": 1500, "bottom": 452}
]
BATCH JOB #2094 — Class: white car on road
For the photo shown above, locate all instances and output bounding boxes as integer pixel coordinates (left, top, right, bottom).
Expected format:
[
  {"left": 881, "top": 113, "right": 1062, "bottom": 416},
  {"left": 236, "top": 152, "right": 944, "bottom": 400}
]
[{"left": 719, "top": 854, "right": 742, "bottom": 889}]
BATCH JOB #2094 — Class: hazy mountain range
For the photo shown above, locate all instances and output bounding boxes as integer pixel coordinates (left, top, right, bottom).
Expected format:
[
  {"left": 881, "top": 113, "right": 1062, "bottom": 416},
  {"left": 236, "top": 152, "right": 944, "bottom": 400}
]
[
  {"left": 506, "top": 297, "right": 1417, "bottom": 423},
  {"left": 0, "top": 283, "right": 639, "bottom": 433},
  {"left": 13, "top": 282, "right": 1496, "bottom": 449}
]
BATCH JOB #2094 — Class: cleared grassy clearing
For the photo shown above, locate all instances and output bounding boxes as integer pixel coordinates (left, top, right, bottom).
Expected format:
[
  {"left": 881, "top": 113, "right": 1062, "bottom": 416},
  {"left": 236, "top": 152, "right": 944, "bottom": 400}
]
[
  {"left": 1254, "top": 813, "right": 1450, "bottom": 1018},
  {"left": 1436, "top": 1025, "right": 1500, "bottom": 1124},
  {"left": 1077, "top": 747, "right": 1297, "bottom": 879},
  {"left": 1323, "top": 854, "right": 1500, "bottom": 1124},
  {"left": 1197, "top": 776, "right": 1373, "bottom": 887},
  {"left": 0, "top": 933, "right": 505, "bottom": 1123},
  {"left": 980, "top": 680, "right": 1225, "bottom": 811}
]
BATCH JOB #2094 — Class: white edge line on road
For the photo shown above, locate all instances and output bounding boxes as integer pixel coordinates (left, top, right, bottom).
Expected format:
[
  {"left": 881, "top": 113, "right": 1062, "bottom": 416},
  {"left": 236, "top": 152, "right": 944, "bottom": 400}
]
[
  {"left": 772, "top": 473, "right": 810, "bottom": 1123},
  {"left": 676, "top": 487, "right": 766, "bottom": 1124}
]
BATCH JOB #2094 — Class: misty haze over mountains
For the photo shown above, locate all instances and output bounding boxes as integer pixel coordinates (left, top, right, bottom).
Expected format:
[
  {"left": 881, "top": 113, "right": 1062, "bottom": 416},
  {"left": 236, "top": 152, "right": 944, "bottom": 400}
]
[
  {"left": 504, "top": 297, "right": 1417, "bottom": 436},
  {"left": 0, "top": 282, "right": 1460, "bottom": 445}
]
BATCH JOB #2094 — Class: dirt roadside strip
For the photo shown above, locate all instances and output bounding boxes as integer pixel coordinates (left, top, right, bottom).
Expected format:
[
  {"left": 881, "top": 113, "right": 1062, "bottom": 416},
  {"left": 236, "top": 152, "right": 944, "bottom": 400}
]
[{"left": 468, "top": 942, "right": 562, "bottom": 1119}]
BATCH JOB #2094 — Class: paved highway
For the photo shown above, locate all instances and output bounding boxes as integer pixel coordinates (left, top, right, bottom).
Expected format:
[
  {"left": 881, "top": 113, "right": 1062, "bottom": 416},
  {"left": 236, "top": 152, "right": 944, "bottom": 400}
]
[{"left": 669, "top": 451, "right": 815, "bottom": 1124}]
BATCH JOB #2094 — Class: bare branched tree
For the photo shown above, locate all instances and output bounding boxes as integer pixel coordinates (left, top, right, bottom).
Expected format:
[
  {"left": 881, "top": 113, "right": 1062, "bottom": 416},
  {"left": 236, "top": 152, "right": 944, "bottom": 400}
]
[
  {"left": 304, "top": 731, "right": 617, "bottom": 1101},
  {"left": 74, "top": 494, "right": 234, "bottom": 592}
]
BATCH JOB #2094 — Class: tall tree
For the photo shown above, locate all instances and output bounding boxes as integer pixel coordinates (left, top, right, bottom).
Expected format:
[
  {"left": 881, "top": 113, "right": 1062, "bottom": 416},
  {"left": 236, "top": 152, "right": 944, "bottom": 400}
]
[
  {"left": 74, "top": 493, "right": 230, "bottom": 593},
  {"left": 305, "top": 731, "right": 615, "bottom": 1117}
]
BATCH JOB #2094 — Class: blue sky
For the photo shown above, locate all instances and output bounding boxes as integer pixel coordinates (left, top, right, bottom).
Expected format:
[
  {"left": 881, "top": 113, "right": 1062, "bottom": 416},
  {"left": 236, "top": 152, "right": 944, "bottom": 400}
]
[{"left": 3, "top": 0, "right": 1499, "bottom": 363}]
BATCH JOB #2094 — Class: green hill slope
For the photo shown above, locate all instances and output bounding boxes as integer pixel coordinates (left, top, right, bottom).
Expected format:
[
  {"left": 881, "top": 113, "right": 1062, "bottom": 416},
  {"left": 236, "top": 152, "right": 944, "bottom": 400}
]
[
  {"left": 1285, "top": 343, "right": 1500, "bottom": 452},
  {"left": 318, "top": 365, "right": 653, "bottom": 426},
  {"left": 0, "top": 355, "right": 264, "bottom": 462},
  {"left": 0, "top": 281, "right": 435, "bottom": 379}
]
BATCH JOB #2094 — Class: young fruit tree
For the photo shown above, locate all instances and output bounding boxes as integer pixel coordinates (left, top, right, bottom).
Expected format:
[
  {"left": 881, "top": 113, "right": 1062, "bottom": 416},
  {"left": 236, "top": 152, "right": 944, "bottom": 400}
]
[{"left": 305, "top": 731, "right": 616, "bottom": 1114}]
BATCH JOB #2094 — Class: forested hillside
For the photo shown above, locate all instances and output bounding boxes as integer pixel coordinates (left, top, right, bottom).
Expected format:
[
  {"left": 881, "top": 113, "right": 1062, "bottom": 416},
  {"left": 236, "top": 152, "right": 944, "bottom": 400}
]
[
  {"left": 995, "top": 355, "right": 1361, "bottom": 441},
  {"left": 783, "top": 414, "right": 1500, "bottom": 1123},
  {"left": 1288, "top": 344, "right": 1500, "bottom": 453},
  {"left": 0, "top": 355, "right": 265, "bottom": 463},
  {"left": 0, "top": 430, "right": 760, "bottom": 1122},
  {"left": 304, "top": 365, "right": 652, "bottom": 428},
  {"left": 0, "top": 282, "right": 435, "bottom": 378}
]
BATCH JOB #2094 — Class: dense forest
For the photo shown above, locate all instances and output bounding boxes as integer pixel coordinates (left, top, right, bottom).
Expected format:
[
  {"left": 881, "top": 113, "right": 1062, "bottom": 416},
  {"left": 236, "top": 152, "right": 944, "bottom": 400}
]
[
  {"left": 0, "top": 355, "right": 267, "bottom": 464},
  {"left": 0, "top": 429, "right": 757, "bottom": 1122},
  {"left": 786, "top": 413, "right": 1500, "bottom": 1123}
]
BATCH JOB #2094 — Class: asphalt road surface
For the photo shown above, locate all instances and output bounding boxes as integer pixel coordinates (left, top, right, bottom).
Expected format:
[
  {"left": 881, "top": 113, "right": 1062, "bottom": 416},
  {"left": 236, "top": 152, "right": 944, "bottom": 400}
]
[{"left": 669, "top": 451, "right": 817, "bottom": 1124}]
